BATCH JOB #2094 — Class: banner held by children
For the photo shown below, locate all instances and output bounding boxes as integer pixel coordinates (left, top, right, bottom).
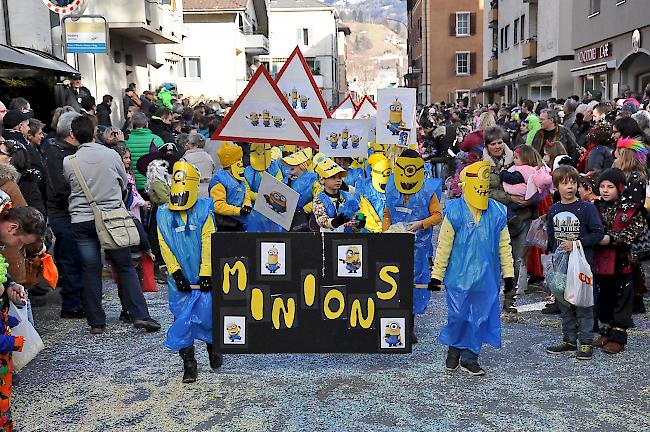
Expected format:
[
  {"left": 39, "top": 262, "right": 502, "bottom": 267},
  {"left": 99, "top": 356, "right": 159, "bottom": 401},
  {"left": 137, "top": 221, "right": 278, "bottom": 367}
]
[
  {"left": 253, "top": 172, "right": 300, "bottom": 231},
  {"left": 213, "top": 232, "right": 414, "bottom": 353}
]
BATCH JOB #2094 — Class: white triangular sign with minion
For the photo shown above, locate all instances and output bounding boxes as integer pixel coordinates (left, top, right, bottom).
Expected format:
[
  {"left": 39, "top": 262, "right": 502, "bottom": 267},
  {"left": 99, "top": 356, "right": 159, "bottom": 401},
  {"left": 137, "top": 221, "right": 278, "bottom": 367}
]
[
  {"left": 331, "top": 94, "right": 357, "bottom": 119},
  {"left": 353, "top": 95, "right": 377, "bottom": 119},
  {"left": 212, "top": 65, "right": 317, "bottom": 147},
  {"left": 275, "top": 46, "right": 331, "bottom": 122}
]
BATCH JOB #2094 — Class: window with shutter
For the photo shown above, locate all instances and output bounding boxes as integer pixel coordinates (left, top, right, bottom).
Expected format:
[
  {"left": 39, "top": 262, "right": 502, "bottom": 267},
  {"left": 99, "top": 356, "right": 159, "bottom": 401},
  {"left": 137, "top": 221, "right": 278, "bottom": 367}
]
[
  {"left": 449, "top": 14, "right": 456, "bottom": 36},
  {"left": 455, "top": 52, "right": 470, "bottom": 75},
  {"left": 469, "top": 52, "right": 476, "bottom": 75},
  {"left": 470, "top": 13, "right": 476, "bottom": 35},
  {"left": 514, "top": 18, "right": 519, "bottom": 44},
  {"left": 456, "top": 12, "right": 470, "bottom": 37}
]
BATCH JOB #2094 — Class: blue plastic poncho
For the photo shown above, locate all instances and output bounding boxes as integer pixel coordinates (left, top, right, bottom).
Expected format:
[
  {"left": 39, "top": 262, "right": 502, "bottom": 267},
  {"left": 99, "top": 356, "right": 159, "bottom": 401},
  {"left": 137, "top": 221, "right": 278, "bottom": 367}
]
[
  {"left": 317, "top": 190, "right": 360, "bottom": 233},
  {"left": 355, "top": 177, "right": 386, "bottom": 229},
  {"left": 385, "top": 175, "right": 442, "bottom": 314},
  {"left": 346, "top": 167, "right": 365, "bottom": 189},
  {"left": 280, "top": 163, "right": 292, "bottom": 180},
  {"left": 157, "top": 198, "right": 215, "bottom": 350},
  {"left": 208, "top": 169, "right": 248, "bottom": 226},
  {"left": 244, "top": 160, "right": 281, "bottom": 192},
  {"left": 284, "top": 170, "right": 318, "bottom": 209},
  {"left": 437, "top": 198, "right": 506, "bottom": 355}
]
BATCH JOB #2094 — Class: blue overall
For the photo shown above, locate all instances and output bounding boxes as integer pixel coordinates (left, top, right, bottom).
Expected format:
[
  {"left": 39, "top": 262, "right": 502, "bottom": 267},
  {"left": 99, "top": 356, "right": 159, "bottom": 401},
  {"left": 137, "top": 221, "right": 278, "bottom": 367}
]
[
  {"left": 355, "top": 177, "right": 386, "bottom": 231},
  {"left": 438, "top": 198, "right": 506, "bottom": 355},
  {"left": 385, "top": 175, "right": 442, "bottom": 314},
  {"left": 284, "top": 171, "right": 318, "bottom": 210},
  {"left": 208, "top": 169, "right": 248, "bottom": 226},
  {"left": 345, "top": 167, "right": 365, "bottom": 189},
  {"left": 317, "top": 190, "right": 360, "bottom": 233},
  {"left": 244, "top": 161, "right": 282, "bottom": 232},
  {"left": 157, "top": 198, "right": 215, "bottom": 350}
]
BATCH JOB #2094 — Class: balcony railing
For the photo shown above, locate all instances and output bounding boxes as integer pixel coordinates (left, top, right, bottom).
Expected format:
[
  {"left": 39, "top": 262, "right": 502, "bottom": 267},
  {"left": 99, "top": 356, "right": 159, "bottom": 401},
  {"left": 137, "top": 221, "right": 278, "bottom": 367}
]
[
  {"left": 488, "top": 58, "right": 498, "bottom": 78},
  {"left": 244, "top": 33, "right": 269, "bottom": 56},
  {"left": 522, "top": 39, "right": 537, "bottom": 59},
  {"left": 488, "top": 8, "right": 499, "bottom": 23}
]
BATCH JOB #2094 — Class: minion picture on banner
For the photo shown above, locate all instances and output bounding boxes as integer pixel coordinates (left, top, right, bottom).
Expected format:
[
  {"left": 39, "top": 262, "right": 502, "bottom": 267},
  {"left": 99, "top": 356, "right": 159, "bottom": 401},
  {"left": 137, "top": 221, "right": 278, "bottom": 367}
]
[
  {"left": 337, "top": 244, "right": 363, "bottom": 278},
  {"left": 260, "top": 242, "right": 286, "bottom": 276},
  {"left": 380, "top": 318, "right": 405, "bottom": 349},
  {"left": 253, "top": 172, "right": 300, "bottom": 231},
  {"left": 319, "top": 118, "right": 372, "bottom": 158},
  {"left": 375, "top": 88, "right": 416, "bottom": 145},
  {"left": 223, "top": 316, "right": 246, "bottom": 345}
]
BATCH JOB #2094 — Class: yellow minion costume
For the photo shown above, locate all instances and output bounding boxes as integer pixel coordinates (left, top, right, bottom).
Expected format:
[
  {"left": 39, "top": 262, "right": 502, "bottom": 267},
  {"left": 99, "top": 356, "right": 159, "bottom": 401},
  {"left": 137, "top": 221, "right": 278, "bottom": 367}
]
[
  {"left": 356, "top": 155, "right": 391, "bottom": 233},
  {"left": 208, "top": 142, "right": 252, "bottom": 230},
  {"left": 430, "top": 161, "right": 514, "bottom": 375},
  {"left": 157, "top": 161, "right": 222, "bottom": 383},
  {"left": 244, "top": 143, "right": 284, "bottom": 232},
  {"left": 282, "top": 149, "right": 319, "bottom": 215}
]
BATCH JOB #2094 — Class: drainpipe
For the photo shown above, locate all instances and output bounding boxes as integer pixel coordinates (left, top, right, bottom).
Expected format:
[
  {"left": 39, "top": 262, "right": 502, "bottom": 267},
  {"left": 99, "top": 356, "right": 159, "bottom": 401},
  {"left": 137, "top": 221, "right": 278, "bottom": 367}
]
[{"left": 2, "top": 0, "right": 11, "bottom": 46}]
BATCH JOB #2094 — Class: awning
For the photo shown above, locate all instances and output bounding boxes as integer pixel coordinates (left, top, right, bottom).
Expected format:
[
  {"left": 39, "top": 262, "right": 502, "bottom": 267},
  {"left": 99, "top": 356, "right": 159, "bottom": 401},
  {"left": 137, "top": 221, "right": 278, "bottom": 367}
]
[
  {"left": 0, "top": 44, "right": 78, "bottom": 78},
  {"left": 473, "top": 72, "right": 553, "bottom": 93},
  {"left": 570, "top": 60, "right": 617, "bottom": 77}
]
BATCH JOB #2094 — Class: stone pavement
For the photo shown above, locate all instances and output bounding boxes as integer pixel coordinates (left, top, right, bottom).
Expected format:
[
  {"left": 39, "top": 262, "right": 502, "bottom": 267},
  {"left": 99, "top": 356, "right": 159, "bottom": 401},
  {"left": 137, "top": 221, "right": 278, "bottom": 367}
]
[{"left": 11, "top": 276, "right": 650, "bottom": 432}]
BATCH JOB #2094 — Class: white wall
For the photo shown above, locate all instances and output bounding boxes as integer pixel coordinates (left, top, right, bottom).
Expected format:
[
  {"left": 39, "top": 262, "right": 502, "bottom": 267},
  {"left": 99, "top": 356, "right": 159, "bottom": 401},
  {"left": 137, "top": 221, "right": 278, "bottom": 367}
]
[
  {"left": 1, "top": 0, "right": 53, "bottom": 51},
  {"left": 179, "top": 18, "right": 247, "bottom": 102}
]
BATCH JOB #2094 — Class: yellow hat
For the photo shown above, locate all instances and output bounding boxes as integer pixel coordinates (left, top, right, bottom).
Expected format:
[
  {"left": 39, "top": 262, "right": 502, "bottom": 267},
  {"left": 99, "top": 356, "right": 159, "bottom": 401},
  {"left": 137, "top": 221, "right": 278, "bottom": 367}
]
[
  {"left": 315, "top": 156, "right": 347, "bottom": 179},
  {"left": 217, "top": 142, "right": 243, "bottom": 168},
  {"left": 250, "top": 142, "right": 272, "bottom": 171},
  {"left": 282, "top": 148, "right": 312, "bottom": 167},
  {"left": 282, "top": 144, "right": 297, "bottom": 155},
  {"left": 367, "top": 152, "right": 385, "bottom": 168}
]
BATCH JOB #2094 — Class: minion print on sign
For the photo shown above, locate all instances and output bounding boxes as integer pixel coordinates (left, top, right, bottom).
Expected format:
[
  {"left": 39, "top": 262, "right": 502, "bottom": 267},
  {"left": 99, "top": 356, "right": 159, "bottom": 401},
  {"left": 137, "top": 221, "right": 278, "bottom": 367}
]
[
  {"left": 260, "top": 242, "right": 286, "bottom": 276},
  {"left": 336, "top": 245, "right": 363, "bottom": 278},
  {"left": 223, "top": 316, "right": 246, "bottom": 345},
  {"left": 263, "top": 191, "right": 288, "bottom": 214},
  {"left": 380, "top": 317, "right": 406, "bottom": 349}
]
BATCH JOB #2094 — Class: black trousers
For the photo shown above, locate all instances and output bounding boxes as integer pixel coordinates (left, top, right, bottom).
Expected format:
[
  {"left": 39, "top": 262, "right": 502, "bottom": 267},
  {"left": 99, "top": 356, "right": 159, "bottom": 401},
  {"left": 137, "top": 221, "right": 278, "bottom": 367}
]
[{"left": 594, "top": 273, "right": 633, "bottom": 344}]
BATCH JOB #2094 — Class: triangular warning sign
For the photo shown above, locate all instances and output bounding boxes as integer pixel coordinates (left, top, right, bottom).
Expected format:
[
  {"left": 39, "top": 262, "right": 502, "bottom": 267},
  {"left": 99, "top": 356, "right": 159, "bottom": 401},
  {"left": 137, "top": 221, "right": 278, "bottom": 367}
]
[
  {"left": 212, "top": 65, "right": 316, "bottom": 147},
  {"left": 302, "top": 120, "right": 320, "bottom": 143},
  {"left": 353, "top": 95, "right": 377, "bottom": 119},
  {"left": 331, "top": 94, "right": 357, "bottom": 119},
  {"left": 275, "top": 46, "right": 330, "bottom": 122}
]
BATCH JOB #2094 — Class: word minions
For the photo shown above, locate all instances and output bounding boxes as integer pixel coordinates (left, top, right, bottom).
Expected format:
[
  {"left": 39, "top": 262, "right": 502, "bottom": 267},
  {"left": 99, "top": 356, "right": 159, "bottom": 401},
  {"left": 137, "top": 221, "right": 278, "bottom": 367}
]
[
  {"left": 265, "top": 246, "right": 281, "bottom": 273},
  {"left": 384, "top": 321, "right": 402, "bottom": 347},
  {"left": 226, "top": 322, "right": 242, "bottom": 342},
  {"left": 264, "top": 191, "right": 288, "bottom": 214}
]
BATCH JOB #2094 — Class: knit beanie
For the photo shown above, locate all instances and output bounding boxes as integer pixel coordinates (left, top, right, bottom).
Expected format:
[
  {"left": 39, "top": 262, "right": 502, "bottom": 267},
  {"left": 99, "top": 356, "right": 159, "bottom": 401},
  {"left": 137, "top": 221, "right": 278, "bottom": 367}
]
[{"left": 598, "top": 168, "right": 626, "bottom": 193}]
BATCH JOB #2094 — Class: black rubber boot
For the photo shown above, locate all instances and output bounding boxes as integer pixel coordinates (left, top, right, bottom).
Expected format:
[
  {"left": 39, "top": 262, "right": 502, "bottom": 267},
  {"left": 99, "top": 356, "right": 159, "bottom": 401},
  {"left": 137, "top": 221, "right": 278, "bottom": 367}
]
[
  {"left": 206, "top": 343, "right": 223, "bottom": 371},
  {"left": 179, "top": 346, "right": 198, "bottom": 383},
  {"left": 411, "top": 314, "right": 418, "bottom": 344}
]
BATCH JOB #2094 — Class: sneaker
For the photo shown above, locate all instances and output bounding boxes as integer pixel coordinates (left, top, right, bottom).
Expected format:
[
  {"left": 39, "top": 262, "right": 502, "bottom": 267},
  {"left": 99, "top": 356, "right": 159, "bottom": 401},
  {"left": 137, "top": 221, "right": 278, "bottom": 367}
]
[
  {"left": 460, "top": 360, "right": 485, "bottom": 376},
  {"left": 445, "top": 352, "right": 460, "bottom": 371},
  {"left": 591, "top": 336, "right": 608, "bottom": 348},
  {"left": 541, "top": 301, "right": 561, "bottom": 315},
  {"left": 545, "top": 341, "right": 577, "bottom": 354},
  {"left": 119, "top": 310, "right": 132, "bottom": 323},
  {"left": 133, "top": 318, "right": 161, "bottom": 332},
  {"left": 602, "top": 341, "right": 625, "bottom": 354},
  {"left": 576, "top": 344, "right": 593, "bottom": 360}
]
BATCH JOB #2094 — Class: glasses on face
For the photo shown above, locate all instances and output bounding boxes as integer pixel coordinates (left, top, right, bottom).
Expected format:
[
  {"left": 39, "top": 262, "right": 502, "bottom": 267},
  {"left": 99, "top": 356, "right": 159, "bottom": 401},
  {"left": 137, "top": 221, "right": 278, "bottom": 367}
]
[{"left": 394, "top": 162, "right": 423, "bottom": 178}]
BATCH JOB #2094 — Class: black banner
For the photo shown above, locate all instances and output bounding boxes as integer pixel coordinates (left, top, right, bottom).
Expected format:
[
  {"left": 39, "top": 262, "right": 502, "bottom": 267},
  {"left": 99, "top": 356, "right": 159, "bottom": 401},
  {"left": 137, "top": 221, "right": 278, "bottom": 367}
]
[{"left": 213, "top": 232, "right": 414, "bottom": 353}]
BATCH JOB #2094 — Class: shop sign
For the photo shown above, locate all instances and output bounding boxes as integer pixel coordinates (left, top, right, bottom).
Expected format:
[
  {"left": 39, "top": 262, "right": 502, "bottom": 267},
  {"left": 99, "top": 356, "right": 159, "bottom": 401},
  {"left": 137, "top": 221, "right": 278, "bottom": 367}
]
[{"left": 577, "top": 43, "right": 612, "bottom": 63}]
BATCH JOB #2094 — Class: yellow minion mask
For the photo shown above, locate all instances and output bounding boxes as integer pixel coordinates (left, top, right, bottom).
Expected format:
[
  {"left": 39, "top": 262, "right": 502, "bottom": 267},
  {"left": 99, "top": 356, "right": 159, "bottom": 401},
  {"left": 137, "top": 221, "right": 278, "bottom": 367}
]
[
  {"left": 250, "top": 142, "right": 272, "bottom": 171},
  {"left": 169, "top": 161, "right": 200, "bottom": 211},
  {"left": 282, "top": 148, "right": 312, "bottom": 169},
  {"left": 371, "top": 157, "right": 391, "bottom": 193},
  {"left": 282, "top": 144, "right": 297, "bottom": 156},
  {"left": 394, "top": 149, "right": 424, "bottom": 194},
  {"left": 315, "top": 156, "right": 347, "bottom": 179},
  {"left": 460, "top": 161, "right": 491, "bottom": 210},
  {"left": 217, "top": 142, "right": 245, "bottom": 181}
]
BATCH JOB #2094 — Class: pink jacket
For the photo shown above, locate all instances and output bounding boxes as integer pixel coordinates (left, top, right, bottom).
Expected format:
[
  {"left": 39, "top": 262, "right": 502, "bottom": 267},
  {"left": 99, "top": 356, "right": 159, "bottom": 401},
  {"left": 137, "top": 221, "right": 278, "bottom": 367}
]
[{"left": 502, "top": 165, "right": 552, "bottom": 199}]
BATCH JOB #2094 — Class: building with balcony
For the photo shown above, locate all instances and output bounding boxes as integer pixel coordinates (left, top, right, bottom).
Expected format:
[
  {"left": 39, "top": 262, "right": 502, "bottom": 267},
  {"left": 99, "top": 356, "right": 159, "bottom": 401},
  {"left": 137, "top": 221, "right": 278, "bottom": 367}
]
[
  {"left": 478, "top": 0, "right": 574, "bottom": 104},
  {"left": 181, "top": 0, "right": 268, "bottom": 102},
  {"left": 260, "top": 0, "right": 348, "bottom": 108},
  {"left": 570, "top": 0, "right": 650, "bottom": 100},
  {"left": 406, "top": 0, "right": 484, "bottom": 106}
]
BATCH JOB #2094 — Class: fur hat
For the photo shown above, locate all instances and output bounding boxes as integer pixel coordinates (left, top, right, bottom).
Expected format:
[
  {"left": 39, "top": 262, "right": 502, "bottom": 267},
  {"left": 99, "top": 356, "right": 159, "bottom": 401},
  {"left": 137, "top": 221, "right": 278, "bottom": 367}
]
[{"left": 598, "top": 168, "right": 627, "bottom": 193}]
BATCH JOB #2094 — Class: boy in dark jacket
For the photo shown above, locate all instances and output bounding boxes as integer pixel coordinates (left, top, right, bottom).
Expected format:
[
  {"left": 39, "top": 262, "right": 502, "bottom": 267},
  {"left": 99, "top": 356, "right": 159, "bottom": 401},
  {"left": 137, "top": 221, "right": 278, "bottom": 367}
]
[{"left": 592, "top": 168, "right": 646, "bottom": 354}]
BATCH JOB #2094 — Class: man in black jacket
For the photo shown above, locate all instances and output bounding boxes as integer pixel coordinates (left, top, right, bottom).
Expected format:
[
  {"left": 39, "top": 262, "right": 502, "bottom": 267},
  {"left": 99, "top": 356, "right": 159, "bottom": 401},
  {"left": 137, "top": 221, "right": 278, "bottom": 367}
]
[
  {"left": 96, "top": 94, "right": 113, "bottom": 127},
  {"left": 148, "top": 107, "right": 176, "bottom": 144},
  {"left": 62, "top": 73, "right": 92, "bottom": 113},
  {"left": 44, "top": 111, "right": 86, "bottom": 319}
]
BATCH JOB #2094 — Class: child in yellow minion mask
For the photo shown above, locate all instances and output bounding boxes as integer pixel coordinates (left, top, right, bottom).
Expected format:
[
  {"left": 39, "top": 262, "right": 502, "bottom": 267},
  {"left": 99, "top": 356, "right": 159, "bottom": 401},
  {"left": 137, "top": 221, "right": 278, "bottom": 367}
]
[
  {"left": 356, "top": 155, "right": 391, "bottom": 233},
  {"left": 157, "top": 160, "right": 222, "bottom": 382},
  {"left": 244, "top": 142, "right": 284, "bottom": 232},
  {"left": 282, "top": 149, "right": 319, "bottom": 224},
  {"left": 384, "top": 148, "right": 443, "bottom": 342},
  {"left": 429, "top": 161, "right": 514, "bottom": 376},
  {"left": 208, "top": 142, "right": 252, "bottom": 231},
  {"left": 312, "top": 156, "right": 365, "bottom": 232}
]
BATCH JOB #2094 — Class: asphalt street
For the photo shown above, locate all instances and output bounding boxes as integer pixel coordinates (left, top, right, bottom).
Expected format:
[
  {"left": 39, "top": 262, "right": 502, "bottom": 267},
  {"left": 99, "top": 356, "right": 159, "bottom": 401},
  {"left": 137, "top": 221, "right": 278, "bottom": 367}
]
[{"left": 11, "top": 221, "right": 650, "bottom": 432}]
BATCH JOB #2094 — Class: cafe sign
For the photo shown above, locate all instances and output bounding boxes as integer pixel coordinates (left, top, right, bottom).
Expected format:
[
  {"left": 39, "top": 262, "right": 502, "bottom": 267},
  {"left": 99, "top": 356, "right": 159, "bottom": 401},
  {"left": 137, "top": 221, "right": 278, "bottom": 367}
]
[{"left": 577, "top": 42, "right": 612, "bottom": 63}]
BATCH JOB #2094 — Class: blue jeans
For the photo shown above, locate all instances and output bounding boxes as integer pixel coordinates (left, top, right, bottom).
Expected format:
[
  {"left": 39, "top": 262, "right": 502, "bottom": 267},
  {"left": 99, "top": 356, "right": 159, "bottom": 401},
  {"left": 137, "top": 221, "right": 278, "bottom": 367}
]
[
  {"left": 449, "top": 346, "right": 479, "bottom": 363},
  {"left": 558, "top": 301, "right": 594, "bottom": 344},
  {"left": 72, "top": 221, "right": 151, "bottom": 327},
  {"left": 50, "top": 216, "right": 84, "bottom": 312}
]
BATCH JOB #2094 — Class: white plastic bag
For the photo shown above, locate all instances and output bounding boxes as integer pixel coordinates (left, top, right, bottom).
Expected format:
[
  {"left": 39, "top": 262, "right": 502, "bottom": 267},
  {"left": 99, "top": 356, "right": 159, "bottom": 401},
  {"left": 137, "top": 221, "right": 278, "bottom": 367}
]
[
  {"left": 9, "top": 302, "right": 44, "bottom": 372},
  {"left": 564, "top": 241, "right": 594, "bottom": 307}
]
